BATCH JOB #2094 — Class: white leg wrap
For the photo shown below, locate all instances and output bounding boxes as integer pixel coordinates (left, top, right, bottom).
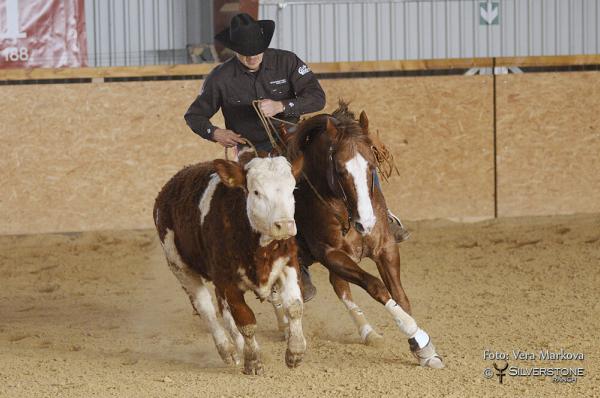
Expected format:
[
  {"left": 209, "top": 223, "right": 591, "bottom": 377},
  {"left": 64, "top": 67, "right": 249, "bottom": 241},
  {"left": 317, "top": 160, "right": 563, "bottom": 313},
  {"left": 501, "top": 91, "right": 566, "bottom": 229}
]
[
  {"left": 385, "top": 299, "right": 418, "bottom": 337},
  {"left": 410, "top": 328, "right": 430, "bottom": 349}
]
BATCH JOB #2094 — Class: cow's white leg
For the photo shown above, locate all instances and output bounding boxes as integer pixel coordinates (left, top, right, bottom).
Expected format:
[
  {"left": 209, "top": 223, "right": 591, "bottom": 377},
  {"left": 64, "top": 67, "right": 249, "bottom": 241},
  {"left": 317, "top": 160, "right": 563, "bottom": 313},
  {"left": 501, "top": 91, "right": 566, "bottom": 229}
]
[
  {"left": 160, "top": 229, "right": 237, "bottom": 365},
  {"left": 385, "top": 299, "right": 444, "bottom": 369},
  {"left": 340, "top": 294, "right": 383, "bottom": 346},
  {"left": 219, "top": 296, "right": 245, "bottom": 359},
  {"left": 279, "top": 265, "right": 306, "bottom": 368},
  {"left": 269, "top": 283, "right": 289, "bottom": 338}
]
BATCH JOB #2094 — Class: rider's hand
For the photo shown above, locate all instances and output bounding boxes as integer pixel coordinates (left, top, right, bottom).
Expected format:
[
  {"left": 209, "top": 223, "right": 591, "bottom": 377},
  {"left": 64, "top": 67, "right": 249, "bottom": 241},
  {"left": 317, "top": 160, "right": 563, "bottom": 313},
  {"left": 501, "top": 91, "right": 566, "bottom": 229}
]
[
  {"left": 259, "top": 99, "right": 285, "bottom": 117},
  {"left": 213, "top": 129, "right": 246, "bottom": 148}
]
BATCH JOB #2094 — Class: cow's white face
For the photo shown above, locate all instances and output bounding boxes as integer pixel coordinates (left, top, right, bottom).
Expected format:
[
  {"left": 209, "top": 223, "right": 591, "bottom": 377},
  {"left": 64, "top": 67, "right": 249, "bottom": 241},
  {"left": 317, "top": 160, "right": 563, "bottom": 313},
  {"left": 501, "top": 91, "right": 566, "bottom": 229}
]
[{"left": 244, "top": 157, "right": 297, "bottom": 242}]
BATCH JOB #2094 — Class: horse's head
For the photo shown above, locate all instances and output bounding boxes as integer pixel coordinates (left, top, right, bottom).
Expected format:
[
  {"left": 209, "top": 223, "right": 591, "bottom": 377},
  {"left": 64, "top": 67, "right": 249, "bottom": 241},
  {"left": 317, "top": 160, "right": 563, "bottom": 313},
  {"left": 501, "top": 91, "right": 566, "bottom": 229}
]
[{"left": 289, "top": 101, "right": 379, "bottom": 235}]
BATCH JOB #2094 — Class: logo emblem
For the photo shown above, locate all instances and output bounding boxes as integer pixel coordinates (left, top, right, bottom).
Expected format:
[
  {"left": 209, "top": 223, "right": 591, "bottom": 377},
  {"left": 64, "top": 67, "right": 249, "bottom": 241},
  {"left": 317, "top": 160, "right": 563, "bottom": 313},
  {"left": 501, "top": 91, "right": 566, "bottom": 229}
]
[
  {"left": 298, "top": 65, "right": 310, "bottom": 75},
  {"left": 493, "top": 362, "right": 509, "bottom": 384}
]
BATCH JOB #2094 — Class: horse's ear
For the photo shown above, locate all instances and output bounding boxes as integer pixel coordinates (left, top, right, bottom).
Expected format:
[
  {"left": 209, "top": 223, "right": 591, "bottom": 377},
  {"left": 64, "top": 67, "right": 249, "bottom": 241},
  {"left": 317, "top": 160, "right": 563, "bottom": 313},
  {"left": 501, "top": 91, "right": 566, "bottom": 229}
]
[
  {"left": 214, "top": 159, "right": 246, "bottom": 188},
  {"left": 326, "top": 117, "right": 338, "bottom": 140},
  {"left": 359, "top": 110, "right": 369, "bottom": 134}
]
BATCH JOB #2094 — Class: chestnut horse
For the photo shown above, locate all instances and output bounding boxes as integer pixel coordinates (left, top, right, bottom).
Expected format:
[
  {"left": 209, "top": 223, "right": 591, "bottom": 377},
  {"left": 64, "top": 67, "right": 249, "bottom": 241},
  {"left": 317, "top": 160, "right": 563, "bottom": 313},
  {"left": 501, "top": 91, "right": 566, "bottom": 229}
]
[{"left": 281, "top": 102, "right": 444, "bottom": 368}]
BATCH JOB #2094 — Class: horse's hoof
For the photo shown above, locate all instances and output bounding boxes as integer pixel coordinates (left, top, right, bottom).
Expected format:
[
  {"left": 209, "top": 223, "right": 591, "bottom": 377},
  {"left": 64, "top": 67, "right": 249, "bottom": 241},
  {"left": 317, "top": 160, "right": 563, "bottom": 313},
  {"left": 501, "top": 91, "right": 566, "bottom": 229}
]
[
  {"left": 285, "top": 349, "right": 303, "bottom": 368},
  {"left": 363, "top": 330, "right": 384, "bottom": 347},
  {"left": 410, "top": 340, "right": 445, "bottom": 369}
]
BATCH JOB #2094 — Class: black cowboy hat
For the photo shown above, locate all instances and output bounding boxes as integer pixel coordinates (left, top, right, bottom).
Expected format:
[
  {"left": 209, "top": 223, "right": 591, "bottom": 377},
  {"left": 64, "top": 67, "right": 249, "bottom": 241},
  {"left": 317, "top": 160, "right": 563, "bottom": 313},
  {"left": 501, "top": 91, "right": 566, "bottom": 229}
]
[{"left": 214, "top": 13, "right": 275, "bottom": 56}]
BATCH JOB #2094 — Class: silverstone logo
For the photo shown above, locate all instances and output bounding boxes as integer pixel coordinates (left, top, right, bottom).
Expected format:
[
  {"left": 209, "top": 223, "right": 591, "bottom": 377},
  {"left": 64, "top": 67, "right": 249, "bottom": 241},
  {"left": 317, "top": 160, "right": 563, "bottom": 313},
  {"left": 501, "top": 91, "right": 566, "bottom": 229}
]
[
  {"left": 482, "top": 349, "right": 586, "bottom": 384},
  {"left": 493, "top": 362, "right": 509, "bottom": 384}
]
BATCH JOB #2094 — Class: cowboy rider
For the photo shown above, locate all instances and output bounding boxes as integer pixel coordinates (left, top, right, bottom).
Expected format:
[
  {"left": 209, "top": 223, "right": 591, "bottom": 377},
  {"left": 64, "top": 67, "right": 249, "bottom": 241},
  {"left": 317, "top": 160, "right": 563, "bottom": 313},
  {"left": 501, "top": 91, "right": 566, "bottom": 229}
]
[{"left": 184, "top": 13, "right": 409, "bottom": 302}]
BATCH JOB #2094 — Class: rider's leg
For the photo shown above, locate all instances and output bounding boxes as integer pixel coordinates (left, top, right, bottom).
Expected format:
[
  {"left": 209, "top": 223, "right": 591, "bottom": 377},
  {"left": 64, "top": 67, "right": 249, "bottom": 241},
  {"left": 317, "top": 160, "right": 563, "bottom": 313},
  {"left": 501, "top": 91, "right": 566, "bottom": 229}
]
[
  {"left": 296, "top": 233, "right": 317, "bottom": 303},
  {"left": 373, "top": 170, "right": 410, "bottom": 243}
]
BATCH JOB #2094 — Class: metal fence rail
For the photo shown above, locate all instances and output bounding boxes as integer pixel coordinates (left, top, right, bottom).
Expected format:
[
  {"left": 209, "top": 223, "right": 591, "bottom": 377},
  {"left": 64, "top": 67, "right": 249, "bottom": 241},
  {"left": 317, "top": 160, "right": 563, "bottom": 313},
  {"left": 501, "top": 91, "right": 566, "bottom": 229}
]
[
  {"left": 84, "top": 0, "right": 213, "bottom": 67},
  {"left": 260, "top": 0, "right": 600, "bottom": 63}
]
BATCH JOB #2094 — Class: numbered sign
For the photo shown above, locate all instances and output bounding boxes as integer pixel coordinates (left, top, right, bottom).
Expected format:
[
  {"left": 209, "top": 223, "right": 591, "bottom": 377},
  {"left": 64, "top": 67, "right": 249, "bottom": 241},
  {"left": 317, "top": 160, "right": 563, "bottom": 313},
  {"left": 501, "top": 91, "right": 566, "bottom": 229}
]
[{"left": 0, "top": 0, "right": 88, "bottom": 68}]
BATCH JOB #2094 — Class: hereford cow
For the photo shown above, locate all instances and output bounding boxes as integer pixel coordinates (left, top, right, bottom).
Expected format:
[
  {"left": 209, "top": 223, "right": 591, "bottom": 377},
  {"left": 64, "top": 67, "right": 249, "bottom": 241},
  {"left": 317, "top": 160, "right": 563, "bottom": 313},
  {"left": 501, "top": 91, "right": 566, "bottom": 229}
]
[{"left": 153, "top": 155, "right": 305, "bottom": 375}]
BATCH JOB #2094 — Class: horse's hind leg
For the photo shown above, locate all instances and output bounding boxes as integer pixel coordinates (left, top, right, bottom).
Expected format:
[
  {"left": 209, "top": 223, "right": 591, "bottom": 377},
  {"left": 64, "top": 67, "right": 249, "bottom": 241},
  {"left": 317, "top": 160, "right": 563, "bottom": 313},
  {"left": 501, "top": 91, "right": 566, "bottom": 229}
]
[{"left": 329, "top": 272, "right": 382, "bottom": 346}]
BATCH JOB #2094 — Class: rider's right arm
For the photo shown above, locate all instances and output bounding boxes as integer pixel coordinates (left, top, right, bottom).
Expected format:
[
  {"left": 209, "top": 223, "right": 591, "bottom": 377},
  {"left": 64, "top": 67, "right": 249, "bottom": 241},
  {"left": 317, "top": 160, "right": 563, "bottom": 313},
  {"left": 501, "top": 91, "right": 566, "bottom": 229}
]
[{"left": 184, "top": 74, "right": 222, "bottom": 142}]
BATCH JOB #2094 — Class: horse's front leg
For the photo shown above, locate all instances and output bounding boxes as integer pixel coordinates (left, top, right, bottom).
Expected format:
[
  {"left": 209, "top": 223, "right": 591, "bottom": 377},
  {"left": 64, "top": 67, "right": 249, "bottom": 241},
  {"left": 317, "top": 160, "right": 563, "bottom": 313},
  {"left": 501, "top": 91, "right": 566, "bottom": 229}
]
[
  {"left": 329, "top": 272, "right": 383, "bottom": 346},
  {"left": 325, "top": 249, "right": 443, "bottom": 368},
  {"left": 373, "top": 242, "right": 411, "bottom": 313},
  {"left": 373, "top": 244, "right": 444, "bottom": 369}
]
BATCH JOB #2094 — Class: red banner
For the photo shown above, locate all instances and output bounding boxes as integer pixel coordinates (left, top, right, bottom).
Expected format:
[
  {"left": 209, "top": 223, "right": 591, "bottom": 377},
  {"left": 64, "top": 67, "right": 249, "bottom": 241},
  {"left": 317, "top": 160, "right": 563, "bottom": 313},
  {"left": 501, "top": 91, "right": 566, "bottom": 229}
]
[{"left": 0, "top": 0, "right": 87, "bottom": 69}]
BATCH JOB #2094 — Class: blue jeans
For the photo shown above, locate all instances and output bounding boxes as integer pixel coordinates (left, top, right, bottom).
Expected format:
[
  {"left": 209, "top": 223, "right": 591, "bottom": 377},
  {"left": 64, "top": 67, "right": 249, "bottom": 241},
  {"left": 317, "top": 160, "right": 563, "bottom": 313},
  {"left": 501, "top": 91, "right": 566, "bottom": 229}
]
[{"left": 373, "top": 169, "right": 381, "bottom": 191}]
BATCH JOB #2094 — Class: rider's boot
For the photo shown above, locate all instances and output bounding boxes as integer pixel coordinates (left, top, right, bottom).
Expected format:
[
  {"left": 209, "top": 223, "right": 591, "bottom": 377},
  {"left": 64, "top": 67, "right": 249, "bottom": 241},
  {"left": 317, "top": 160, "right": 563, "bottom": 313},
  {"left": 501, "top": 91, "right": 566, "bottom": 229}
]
[
  {"left": 300, "top": 263, "right": 317, "bottom": 303},
  {"left": 387, "top": 210, "right": 410, "bottom": 243}
]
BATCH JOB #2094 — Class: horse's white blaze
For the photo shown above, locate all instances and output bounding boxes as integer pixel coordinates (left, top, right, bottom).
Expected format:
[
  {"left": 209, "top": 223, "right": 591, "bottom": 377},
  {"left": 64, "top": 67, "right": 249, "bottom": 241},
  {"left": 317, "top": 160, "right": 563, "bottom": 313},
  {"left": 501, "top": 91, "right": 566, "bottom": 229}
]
[
  {"left": 345, "top": 153, "right": 376, "bottom": 233},
  {"left": 199, "top": 173, "right": 220, "bottom": 225}
]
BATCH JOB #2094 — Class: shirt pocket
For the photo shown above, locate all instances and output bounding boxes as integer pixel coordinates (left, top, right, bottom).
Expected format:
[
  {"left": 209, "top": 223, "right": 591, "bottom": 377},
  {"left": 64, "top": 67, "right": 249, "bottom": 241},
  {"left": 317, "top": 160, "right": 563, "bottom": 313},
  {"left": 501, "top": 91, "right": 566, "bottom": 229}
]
[{"left": 268, "top": 80, "right": 291, "bottom": 100}]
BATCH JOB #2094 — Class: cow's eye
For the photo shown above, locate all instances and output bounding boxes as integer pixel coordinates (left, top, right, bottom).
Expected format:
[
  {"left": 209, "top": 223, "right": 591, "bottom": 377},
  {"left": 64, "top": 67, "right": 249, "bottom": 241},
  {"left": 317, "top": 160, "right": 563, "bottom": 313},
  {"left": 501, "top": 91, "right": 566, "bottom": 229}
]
[{"left": 254, "top": 190, "right": 259, "bottom": 196}]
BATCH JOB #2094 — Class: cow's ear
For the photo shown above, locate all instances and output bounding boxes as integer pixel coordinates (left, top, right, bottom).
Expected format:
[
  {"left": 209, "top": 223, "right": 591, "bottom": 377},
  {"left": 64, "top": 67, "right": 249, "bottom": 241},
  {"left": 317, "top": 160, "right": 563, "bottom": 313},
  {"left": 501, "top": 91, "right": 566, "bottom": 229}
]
[
  {"left": 290, "top": 154, "right": 304, "bottom": 181},
  {"left": 359, "top": 110, "right": 369, "bottom": 135},
  {"left": 214, "top": 159, "right": 246, "bottom": 188}
]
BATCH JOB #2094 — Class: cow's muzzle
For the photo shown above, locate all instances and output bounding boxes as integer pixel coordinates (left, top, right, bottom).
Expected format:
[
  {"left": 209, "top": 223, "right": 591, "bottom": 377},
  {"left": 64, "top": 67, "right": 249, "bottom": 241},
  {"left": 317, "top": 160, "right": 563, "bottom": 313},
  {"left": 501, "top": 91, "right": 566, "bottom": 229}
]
[{"left": 271, "top": 219, "right": 297, "bottom": 238}]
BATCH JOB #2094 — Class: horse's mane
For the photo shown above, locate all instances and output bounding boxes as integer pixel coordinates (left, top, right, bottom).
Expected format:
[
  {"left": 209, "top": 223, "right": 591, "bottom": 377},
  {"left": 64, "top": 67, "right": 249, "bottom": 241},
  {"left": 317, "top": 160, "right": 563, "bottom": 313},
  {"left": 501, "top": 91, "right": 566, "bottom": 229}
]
[{"left": 287, "top": 100, "right": 370, "bottom": 161}]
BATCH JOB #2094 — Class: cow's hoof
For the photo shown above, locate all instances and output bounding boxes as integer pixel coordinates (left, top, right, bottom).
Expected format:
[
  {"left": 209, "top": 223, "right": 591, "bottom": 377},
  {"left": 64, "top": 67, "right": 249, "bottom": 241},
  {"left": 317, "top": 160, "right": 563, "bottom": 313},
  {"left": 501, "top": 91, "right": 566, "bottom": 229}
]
[
  {"left": 243, "top": 358, "right": 265, "bottom": 375},
  {"left": 285, "top": 349, "right": 303, "bottom": 368},
  {"left": 411, "top": 340, "right": 444, "bottom": 369},
  {"left": 216, "top": 340, "right": 240, "bottom": 366},
  {"left": 363, "top": 330, "right": 384, "bottom": 347}
]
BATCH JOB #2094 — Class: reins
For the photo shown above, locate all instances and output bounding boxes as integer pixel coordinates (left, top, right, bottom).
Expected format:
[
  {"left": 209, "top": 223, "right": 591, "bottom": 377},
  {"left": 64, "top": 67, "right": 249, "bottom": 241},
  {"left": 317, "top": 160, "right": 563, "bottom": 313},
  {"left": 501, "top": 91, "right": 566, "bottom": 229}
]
[{"left": 224, "top": 137, "right": 259, "bottom": 161}]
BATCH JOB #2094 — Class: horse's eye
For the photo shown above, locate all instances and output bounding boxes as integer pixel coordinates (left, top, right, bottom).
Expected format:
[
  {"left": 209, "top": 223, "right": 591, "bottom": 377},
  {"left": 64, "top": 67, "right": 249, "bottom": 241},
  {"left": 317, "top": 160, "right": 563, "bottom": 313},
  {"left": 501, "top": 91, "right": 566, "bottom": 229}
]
[{"left": 254, "top": 190, "right": 259, "bottom": 196}]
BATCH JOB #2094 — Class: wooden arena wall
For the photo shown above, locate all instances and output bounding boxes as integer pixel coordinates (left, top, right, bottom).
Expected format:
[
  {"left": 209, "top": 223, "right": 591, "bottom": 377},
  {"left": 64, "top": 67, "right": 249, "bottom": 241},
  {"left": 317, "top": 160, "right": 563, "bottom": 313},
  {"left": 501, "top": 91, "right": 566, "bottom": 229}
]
[{"left": 1, "top": 58, "right": 599, "bottom": 235}]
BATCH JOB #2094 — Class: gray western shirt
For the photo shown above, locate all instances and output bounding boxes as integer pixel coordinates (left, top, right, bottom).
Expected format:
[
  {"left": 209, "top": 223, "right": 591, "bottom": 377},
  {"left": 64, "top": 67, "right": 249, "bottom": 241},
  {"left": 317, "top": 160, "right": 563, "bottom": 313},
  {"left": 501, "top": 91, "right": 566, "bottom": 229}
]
[{"left": 184, "top": 48, "right": 326, "bottom": 151}]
